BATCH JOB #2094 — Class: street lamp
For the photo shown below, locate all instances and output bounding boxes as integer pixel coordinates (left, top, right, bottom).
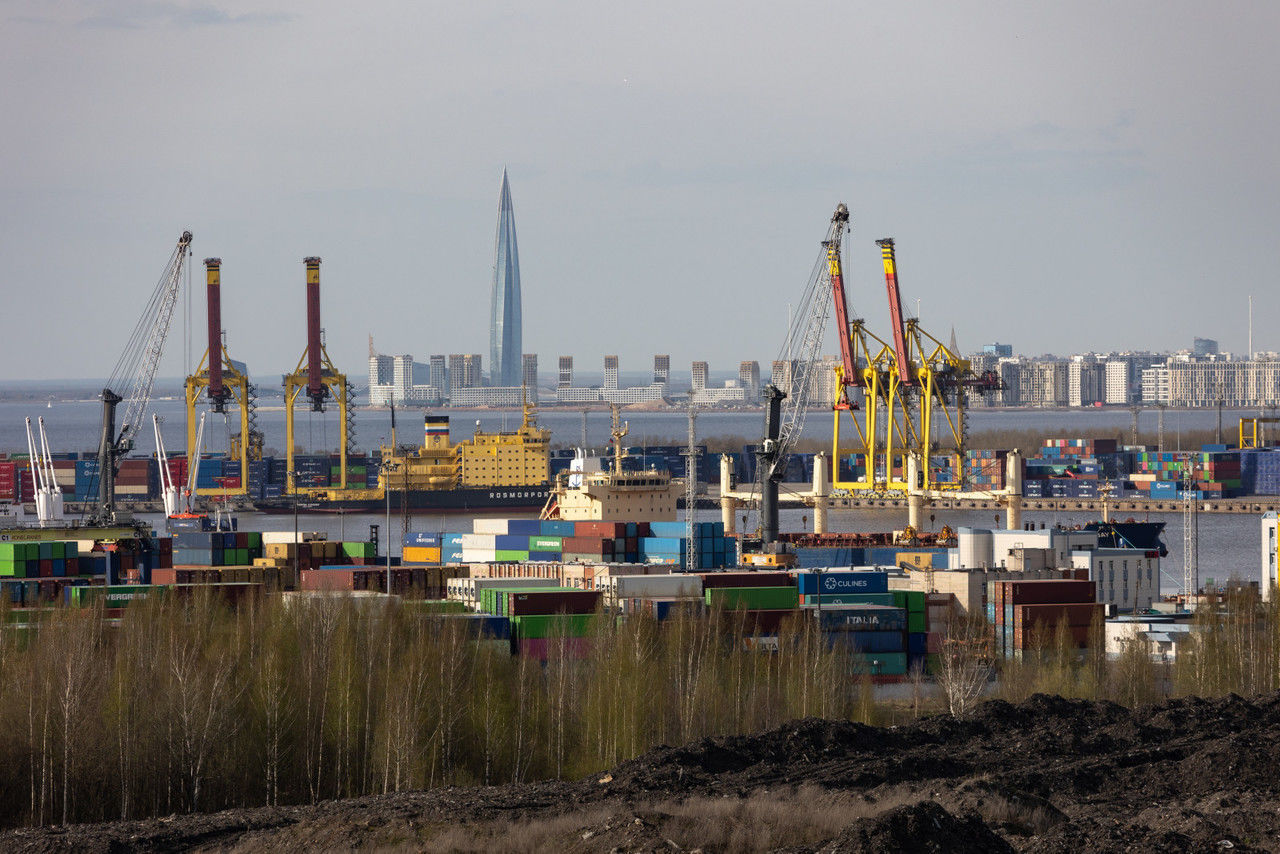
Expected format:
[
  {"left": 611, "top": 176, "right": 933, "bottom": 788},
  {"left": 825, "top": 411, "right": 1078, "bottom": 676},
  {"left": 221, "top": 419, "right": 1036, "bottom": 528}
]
[
  {"left": 380, "top": 459, "right": 399, "bottom": 595},
  {"left": 287, "top": 470, "right": 299, "bottom": 582}
]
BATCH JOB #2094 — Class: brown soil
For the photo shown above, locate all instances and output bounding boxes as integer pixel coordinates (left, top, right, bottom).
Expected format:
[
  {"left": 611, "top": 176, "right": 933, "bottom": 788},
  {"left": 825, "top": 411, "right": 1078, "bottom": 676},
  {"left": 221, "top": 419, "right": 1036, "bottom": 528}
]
[{"left": 4, "top": 692, "right": 1279, "bottom": 853}]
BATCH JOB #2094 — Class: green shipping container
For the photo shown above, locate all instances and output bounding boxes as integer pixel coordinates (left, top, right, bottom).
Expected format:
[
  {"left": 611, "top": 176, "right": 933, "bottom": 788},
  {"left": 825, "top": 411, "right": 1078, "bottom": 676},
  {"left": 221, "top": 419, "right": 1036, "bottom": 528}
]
[
  {"left": 247, "top": 532, "right": 262, "bottom": 549},
  {"left": 495, "top": 549, "right": 530, "bottom": 562},
  {"left": 342, "top": 541, "right": 375, "bottom": 559},
  {"left": 69, "top": 585, "right": 162, "bottom": 609},
  {"left": 892, "top": 590, "right": 926, "bottom": 613},
  {"left": 528, "top": 536, "right": 563, "bottom": 551},
  {"left": 706, "top": 586, "right": 799, "bottom": 611},
  {"left": 802, "top": 593, "right": 896, "bottom": 607},
  {"left": 849, "top": 651, "right": 908, "bottom": 676},
  {"left": 511, "top": 613, "right": 596, "bottom": 639},
  {"left": 410, "top": 599, "right": 467, "bottom": 614},
  {"left": 908, "top": 612, "right": 926, "bottom": 634},
  {"left": 0, "top": 559, "right": 23, "bottom": 578}
]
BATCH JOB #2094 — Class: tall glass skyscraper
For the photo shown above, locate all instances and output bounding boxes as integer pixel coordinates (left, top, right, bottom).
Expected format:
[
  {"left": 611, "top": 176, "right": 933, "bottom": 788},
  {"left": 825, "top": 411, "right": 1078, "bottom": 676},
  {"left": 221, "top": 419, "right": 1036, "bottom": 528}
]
[{"left": 490, "top": 169, "right": 523, "bottom": 387}]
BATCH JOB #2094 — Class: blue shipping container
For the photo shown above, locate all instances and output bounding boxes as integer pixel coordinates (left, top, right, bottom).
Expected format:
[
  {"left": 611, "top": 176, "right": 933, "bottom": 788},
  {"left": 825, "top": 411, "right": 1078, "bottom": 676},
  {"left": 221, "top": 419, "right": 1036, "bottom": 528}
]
[{"left": 796, "top": 571, "right": 889, "bottom": 596}]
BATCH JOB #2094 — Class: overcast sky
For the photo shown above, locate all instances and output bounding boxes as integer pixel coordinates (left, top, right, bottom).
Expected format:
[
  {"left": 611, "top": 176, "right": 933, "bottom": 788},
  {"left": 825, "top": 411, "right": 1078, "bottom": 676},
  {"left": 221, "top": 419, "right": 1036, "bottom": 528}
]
[{"left": 2, "top": 1, "right": 1277, "bottom": 383}]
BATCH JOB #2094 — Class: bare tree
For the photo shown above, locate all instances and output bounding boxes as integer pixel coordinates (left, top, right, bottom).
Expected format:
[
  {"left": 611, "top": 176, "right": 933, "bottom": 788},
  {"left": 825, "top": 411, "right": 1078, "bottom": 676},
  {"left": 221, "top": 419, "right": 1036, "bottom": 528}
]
[{"left": 937, "top": 614, "right": 994, "bottom": 717}]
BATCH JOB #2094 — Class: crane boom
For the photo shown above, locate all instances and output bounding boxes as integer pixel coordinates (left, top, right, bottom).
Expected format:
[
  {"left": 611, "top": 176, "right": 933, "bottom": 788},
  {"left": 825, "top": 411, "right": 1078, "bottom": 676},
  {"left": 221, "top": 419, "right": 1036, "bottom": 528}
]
[
  {"left": 111, "top": 231, "right": 194, "bottom": 451},
  {"left": 771, "top": 204, "right": 851, "bottom": 476},
  {"left": 876, "top": 238, "right": 915, "bottom": 386},
  {"left": 92, "top": 231, "right": 193, "bottom": 524},
  {"left": 828, "top": 205, "right": 858, "bottom": 390}
]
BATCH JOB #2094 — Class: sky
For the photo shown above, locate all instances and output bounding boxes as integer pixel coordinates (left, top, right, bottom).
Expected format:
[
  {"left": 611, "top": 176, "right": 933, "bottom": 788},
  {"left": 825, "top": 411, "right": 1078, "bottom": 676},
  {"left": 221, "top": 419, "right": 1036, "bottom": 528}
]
[{"left": 2, "top": 1, "right": 1278, "bottom": 383}]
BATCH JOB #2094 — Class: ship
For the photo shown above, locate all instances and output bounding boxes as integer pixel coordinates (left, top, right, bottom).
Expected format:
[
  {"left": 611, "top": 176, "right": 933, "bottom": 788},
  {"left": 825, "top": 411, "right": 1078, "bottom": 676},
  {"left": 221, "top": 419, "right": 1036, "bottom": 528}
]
[
  {"left": 540, "top": 406, "right": 685, "bottom": 521},
  {"left": 254, "top": 402, "right": 552, "bottom": 514}
]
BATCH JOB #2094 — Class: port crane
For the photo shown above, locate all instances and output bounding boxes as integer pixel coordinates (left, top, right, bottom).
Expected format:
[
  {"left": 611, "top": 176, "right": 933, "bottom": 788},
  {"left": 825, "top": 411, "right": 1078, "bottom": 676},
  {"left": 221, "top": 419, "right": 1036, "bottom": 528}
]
[
  {"left": 25, "top": 417, "right": 65, "bottom": 526},
  {"left": 91, "top": 231, "right": 193, "bottom": 525},
  {"left": 753, "top": 204, "right": 853, "bottom": 543},
  {"left": 747, "top": 205, "right": 1011, "bottom": 543},
  {"left": 283, "top": 257, "right": 355, "bottom": 495},
  {"left": 183, "top": 257, "right": 262, "bottom": 499}
]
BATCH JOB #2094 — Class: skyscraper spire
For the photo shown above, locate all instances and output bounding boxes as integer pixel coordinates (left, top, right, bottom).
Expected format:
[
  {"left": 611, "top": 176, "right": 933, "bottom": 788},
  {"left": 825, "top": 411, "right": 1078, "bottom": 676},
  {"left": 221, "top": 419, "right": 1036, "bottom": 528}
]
[{"left": 490, "top": 168, "right": 523, "bottom": 387}]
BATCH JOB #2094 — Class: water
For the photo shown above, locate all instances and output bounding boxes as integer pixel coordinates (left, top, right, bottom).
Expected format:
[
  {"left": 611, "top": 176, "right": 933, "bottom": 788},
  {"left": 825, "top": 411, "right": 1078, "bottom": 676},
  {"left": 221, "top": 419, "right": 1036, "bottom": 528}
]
[
  {"left": 6, "top": 399, "right": 1265, "bottom": 593},
  {"left": 1, "top": 399, "right": 1267, "bottom": 457}
]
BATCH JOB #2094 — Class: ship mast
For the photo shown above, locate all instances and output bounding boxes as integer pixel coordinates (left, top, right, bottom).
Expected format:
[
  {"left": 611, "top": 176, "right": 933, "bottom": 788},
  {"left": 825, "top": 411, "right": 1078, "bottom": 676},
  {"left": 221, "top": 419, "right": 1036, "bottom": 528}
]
[{"left": 610, "top": 405, "right": 629, "bottom": 475}]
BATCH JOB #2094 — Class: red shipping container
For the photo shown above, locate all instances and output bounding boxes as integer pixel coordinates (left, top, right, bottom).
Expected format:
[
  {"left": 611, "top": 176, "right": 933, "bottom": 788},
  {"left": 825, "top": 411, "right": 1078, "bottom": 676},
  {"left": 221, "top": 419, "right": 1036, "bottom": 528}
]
[
  {"left": 1014, "top": 602, "right": 1103, "bottom": 629},
  {"left": 720, "top": 608, "right": 794, "bottom": 634},
  {"left": 562, "top": 536, "right": 612, "bottom": 556},
  {"left": 1002, "top": 579, "right": 1094, "bottom": 606},
  {"left": 509, "top": 590, "right": 601, "bottom": 616},
  {"left": 517, "top": 637, "right": 594, "bottom": 660},
  {"left": 300, "top": 569, "right": 357, "bottom": 591},
  {"left": 1014, "top": 624, "right": 1092, "bottom": 649},
  {"left": 151, "top": 568, "right": 177, "bottom": 585},
  {"left": 38, "top": 559, "right": 53, "bottom": 578},
  {"left": 574, "top": 521, "right": 627, "bottom": 538},
  {"left": 702, "top": 571, "right": 793, "bottom": 589}
]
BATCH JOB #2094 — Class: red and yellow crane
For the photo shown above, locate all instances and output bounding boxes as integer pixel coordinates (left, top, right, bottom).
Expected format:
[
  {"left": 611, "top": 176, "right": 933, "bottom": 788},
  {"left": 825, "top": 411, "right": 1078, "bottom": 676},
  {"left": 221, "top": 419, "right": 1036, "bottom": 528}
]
[{"left": 183, "top": 257, "right": 260, "bottom": 499}]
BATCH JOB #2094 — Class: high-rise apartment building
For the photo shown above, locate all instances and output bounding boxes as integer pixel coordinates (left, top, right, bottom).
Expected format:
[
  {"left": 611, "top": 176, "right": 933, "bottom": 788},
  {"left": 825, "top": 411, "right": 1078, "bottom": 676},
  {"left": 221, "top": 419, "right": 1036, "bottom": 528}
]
[
  {"left": 448, "top": 354, "right": 465, "bottom": 393},
  {"left": 489, "top": 169, "right": 523, "bottom": 387},
  {"left": 739, "top": 361, "right": 760, "bottom": 399},
  {"left": 558, "top": 356, "right": 573, "bottom": 388},
  {"left": 691, "top": 361, "right": 709, "bottom": 391},
  {"left": 429, "top": 355, "right": 447, "bottom": 393},
  {"left": 654, "top": 354, "right": 670, "bottom": 385},
  {"left": 604, "top": 355, "right": 619, "bottom": 390},
  {"left": 462, "top": 354, "right": 483, "bottom": 389},
  {"left": 522, "top": 353, "right": 538, "bottom": 390}
]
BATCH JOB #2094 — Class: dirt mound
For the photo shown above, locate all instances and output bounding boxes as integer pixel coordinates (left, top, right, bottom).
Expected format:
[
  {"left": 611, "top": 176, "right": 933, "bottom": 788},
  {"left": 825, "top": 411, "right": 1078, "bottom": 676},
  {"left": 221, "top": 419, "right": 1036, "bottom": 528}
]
[
  {"left": 5, "top": 691, "right": 1280, "bottom": 852},
  {"left": 821, "top": 801, "right": 1014, "bottom": 854}
]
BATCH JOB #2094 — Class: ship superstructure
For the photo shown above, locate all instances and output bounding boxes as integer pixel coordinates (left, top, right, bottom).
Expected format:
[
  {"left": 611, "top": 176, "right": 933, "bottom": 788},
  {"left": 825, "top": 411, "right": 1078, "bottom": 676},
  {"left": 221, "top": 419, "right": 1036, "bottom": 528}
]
[{"left": 543, "top": 406, "right": 683, "bottom": 521}]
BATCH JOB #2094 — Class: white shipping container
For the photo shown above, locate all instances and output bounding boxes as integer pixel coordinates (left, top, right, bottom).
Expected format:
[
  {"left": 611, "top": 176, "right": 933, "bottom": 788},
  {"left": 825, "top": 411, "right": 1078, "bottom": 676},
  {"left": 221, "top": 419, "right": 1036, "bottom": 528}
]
[
  {"left": 608, "top": 574, "right": 703, "bottom": 600},
  {"left": 263, "top": 531, "right": 327, "bottom": 544},
  {"left": 461, "top": 533, "right": 498, "bottom": 550},
  {"left": 461, "top": 548, "right": 497, "bottom": 564},
  {"left": 448, "top": 576, "right": 560, "bottom": 610},
  {"left": 471, "top": 519, "right": 509, "bottom": 536}
]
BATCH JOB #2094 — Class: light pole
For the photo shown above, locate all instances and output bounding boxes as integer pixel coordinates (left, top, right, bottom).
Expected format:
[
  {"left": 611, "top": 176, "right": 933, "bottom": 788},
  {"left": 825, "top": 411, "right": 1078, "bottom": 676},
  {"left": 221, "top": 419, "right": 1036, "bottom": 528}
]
[
  {"left": 380, "top": 459, "right": 399, "bottom": 595},
  {"left": 288, "top": 470, "right": 299, "bottom": 582}
]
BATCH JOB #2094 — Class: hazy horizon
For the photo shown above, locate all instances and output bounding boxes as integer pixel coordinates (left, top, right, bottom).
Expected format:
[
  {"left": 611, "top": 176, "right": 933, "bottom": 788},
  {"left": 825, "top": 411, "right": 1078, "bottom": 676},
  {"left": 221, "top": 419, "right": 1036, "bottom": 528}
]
[{"left": 3, "top": 2, "right": 1277, "bottom": 382}]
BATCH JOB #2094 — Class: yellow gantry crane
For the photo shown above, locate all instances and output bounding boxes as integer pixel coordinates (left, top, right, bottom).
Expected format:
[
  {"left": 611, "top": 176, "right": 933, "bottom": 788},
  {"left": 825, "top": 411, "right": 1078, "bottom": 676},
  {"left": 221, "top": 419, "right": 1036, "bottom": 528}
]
[
  {"left": 830, "top": 234, "right": 999, "bottom": 494},
  {"left": 184, "top": 257, "right": 261, "bottom": 498},
  {"left": 283, "top": 256, "right": 355, "bottom": 495}
]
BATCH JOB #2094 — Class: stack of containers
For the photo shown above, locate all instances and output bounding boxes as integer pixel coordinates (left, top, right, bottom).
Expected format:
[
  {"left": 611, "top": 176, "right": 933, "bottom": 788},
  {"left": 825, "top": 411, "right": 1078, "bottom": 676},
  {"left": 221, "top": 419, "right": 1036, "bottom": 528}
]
[
  {"left": 0, "top": 541, "right": 86, "bottom": 578},
  {"left": 704, "top": 573, "right": 799, "bottom": 635},
  {"left": 965, "top": 449, "right": 1008, "bottom": 491},
  {"left": 605, "top": 573, "right": 703, "bottom": 613},
  {"left": 292, "top": 455, "right": 329, "bottom": 489},
  {"left": 1243, "top": 449, "right": 1280, "bottom": 495},
  {"left": 893, "top": 589, "right": 928, "bottom": 670},
  {"left": 245, "top": 459, "right": 269, "bottom": 500},
  {"left": 195, "top": 456, "right": 225, "bottom": 491},
  {"left": 403, "top": 532, "right": 442, "bottom": 564},
  {"left": 172, "top": 531, "right": 264, "bottom": 567},
  {"left": 0, "top": 460, "right": 15, "bottom": 501},
  {"left": 644, "top": 521, "right": 735, "bottom": 569},
  {"left": 986, "top": 578, "right": 1098, "bottom": 658},
  {"left": 811, "top": 603, "right": 908, "bottom": 676},
  {"left": 502, "top": 587, "right": 601, "bottom": 659}
]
